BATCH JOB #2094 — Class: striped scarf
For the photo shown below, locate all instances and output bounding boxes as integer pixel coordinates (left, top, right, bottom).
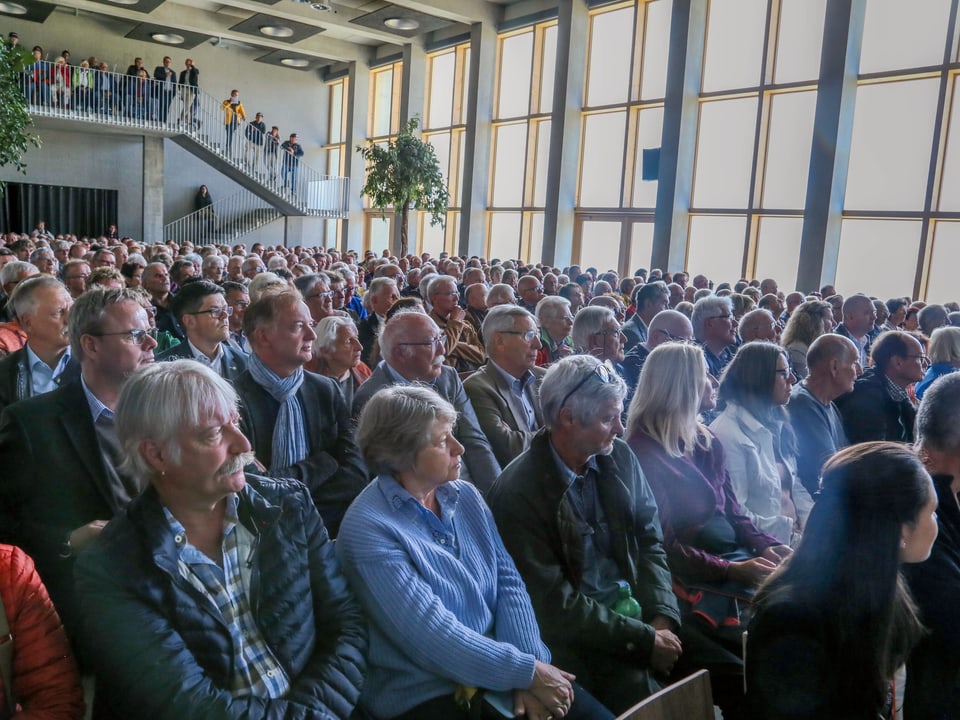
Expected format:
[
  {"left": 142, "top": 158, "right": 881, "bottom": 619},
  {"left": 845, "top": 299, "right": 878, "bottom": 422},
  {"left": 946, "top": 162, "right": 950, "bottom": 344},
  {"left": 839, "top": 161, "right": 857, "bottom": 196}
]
[{"left": 247, "top": 352, "right": 307, "bottom": 474}]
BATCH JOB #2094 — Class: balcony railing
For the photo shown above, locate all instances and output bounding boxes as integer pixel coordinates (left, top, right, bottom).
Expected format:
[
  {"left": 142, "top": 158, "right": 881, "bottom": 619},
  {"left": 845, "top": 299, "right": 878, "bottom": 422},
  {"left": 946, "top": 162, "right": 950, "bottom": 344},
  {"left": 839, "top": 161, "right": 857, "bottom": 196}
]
[
  {"left": 20, "top": 60, "right": 348, "bottom": 217},
  {"left": 164, "top": 190, "right": 282, "bottom": 246}
]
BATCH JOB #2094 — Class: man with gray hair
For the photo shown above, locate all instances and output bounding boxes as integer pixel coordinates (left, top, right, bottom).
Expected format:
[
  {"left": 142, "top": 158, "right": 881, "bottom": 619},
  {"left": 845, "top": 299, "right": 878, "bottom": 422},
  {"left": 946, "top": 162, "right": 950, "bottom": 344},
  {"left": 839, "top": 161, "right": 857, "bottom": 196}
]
[
  {"left": 488, "top": 355, "right": 688, "bottom": 713},
  {"left": 738, "top": 308, "right": 779, "bottom": 344},
  {"left": 571, "top": 305, "right": 626, "bottom": 374},
  {"left": 0, "top": 275, "right": 78, "bottom": 412},
  {"left": 353, "top": 311, "right": 500, "bottom": 491},
  {"left": 486, "top": 283, "right": 517, "bottom": 307},
  {"left": 692, "top": 295, "right": 738, "bottom": 377},
  {"left": 0, "top": 260, "right": 39, "bottom": 323},
  {"left": 74, "top": 360, "right": 367, "bottom": 719},
  {"left": 358, "top": 276, "right": 400, "bottom": 366},
  {"left": 0, "top": 287, "right": 157, "bottom": 650},
  {"left": 428, "top": 274, "right": 486, "bottom": 373},
  {"left": 464, "top": 305, "right": 546, "bottom": 466},
  {"left": 902, "top": 373, "right": 960, "bottom": 718},
  {"left": 233, "top": 289, "right": 367, "bottom": 537},
  {"left": 835, "top": 293, "right": 877, "bottom": 368}
]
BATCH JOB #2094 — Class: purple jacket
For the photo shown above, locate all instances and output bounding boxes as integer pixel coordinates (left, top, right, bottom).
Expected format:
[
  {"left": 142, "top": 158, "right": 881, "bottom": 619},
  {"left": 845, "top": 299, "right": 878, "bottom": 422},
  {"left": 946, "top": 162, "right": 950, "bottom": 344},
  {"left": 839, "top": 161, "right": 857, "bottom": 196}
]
[{"left": 627, "top": 429, "right": 779, "bottom": 583}]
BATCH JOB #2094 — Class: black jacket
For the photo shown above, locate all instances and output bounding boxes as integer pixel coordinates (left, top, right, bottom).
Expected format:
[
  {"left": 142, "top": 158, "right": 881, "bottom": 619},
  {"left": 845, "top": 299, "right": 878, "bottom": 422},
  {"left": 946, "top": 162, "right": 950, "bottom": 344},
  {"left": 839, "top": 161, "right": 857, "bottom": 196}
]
[
  {"left": 0, "top": 346, "right": 80, "bottom": 414},
  {"left": 156, "top": 340, "right": 247, "bottom": 382},
  {"left": 835, "top": 366, "right": 916, "bottom": 444},
  {"left": 75, "top": 475, "right": 367, "bottom": 720},
  {"left": 234, "top": 369, "right": 367, "bottom": 537}
]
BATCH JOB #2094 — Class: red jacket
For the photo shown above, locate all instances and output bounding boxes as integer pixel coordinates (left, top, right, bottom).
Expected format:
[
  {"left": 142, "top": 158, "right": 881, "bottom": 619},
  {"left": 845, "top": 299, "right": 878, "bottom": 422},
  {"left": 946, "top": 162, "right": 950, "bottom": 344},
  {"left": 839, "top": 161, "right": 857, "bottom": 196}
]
[{"left": 0, "top": 545, "right": 84, "bottom": 719}]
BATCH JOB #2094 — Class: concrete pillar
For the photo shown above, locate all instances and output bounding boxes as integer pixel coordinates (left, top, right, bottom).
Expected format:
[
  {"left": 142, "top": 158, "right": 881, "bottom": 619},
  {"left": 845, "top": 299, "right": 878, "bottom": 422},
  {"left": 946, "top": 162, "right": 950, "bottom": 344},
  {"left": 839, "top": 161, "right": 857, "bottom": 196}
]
[
  {"left": 541, "top": 0, "right": 589, "bottom": 268},
  {"left": 797, "top": 0, "right": 866, "bottom": 293},
  {"left": 652, "top": 0, "right": 708, "bottom": 272},
  {"left": 459, "top": 21, "right": 497, "bottom": 258},
  {"left": 342, "top": 61, "right": 371, "bottom": 255},
  {"left": 142, "top": 135, "right": 164, "bottom": 245}
]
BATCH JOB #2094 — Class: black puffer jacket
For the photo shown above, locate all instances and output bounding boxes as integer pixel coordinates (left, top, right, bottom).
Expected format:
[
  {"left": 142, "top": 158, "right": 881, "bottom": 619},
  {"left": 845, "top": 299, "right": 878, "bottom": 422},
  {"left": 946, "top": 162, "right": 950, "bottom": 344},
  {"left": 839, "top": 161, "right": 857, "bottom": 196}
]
[{"left": 75, "top": 474, "right": 367, "bottom": 720}]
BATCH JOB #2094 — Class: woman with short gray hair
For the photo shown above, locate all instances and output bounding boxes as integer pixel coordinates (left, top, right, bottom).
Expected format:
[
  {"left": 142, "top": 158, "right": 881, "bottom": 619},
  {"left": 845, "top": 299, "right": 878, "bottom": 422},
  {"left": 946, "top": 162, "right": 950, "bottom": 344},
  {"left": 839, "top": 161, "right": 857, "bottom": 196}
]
[
  {"left": 535, "top": 295, "right": 574, "bottom": 367},
  {"left": 338, "top": 384, "right": 613, "bottom": 720},
  {"left": 306, "top": 315, "right": 371, "bottom": 408}
]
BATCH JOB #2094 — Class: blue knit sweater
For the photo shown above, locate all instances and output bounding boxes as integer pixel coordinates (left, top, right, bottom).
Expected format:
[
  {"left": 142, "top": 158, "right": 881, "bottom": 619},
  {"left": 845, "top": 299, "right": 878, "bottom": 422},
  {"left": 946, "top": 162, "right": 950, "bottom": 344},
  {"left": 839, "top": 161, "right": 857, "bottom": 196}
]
[{"left": 335, "top": 475, "right": 549, "bottom": 718}]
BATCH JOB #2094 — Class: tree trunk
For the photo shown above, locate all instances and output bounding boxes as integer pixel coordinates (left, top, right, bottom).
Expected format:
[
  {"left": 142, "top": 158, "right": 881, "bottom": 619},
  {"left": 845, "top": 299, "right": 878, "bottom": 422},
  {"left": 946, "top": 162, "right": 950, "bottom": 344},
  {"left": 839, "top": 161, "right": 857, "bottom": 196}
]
[{"left": 399, "top": 202, "right": 410, "bottom": 258}]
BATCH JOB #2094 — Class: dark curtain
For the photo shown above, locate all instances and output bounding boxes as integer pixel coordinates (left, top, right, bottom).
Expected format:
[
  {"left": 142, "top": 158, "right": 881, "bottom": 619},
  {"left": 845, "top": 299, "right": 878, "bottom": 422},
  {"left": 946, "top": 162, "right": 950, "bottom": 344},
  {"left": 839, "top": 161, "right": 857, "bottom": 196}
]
[{"left": 0, "top": 182, "right": 118, "bottom": 238}]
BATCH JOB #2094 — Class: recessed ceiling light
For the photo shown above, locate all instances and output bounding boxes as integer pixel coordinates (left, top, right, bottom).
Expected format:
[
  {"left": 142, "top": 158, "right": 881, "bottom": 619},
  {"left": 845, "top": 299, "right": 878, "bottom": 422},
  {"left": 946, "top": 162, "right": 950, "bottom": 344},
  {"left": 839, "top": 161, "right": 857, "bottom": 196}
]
[
  {"left": 105, "top": 0, "right": 139, "bottom": 5},
  {"left": 280, "top": 58, "right": 309, "bottom": 68},
  {"left": 383, "top": 17, "right": 419, "bottom": 31},
  {"left": 0, "top": 2, "right": 28, "bottom": 14},
  {"left": 151, "top": 32, "right": 185, "bottom": 45},
  {"left": 310, "top": 2, "right": 331, "bottom": 10},
  {"left": 260, "top": 25, "right": 294, "bottom": 38}
]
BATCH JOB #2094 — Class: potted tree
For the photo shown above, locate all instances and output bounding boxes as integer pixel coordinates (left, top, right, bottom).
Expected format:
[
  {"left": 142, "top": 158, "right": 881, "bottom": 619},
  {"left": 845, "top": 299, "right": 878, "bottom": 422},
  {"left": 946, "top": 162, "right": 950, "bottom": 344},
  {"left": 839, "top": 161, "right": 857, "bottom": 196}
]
[
  {"left": 357, "top": 116, "right": 449, "bottom": 257},
  {"left": 0, "top": 38, "right": 41, "bottom": 197}
]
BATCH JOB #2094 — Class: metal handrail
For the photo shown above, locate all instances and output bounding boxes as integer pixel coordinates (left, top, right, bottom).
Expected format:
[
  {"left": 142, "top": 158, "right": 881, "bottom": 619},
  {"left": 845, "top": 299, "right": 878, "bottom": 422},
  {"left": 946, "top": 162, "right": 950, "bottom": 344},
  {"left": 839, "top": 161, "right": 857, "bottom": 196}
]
[
  {"left": 164, "top": 189, "right": 282, "bottom": 246},
  {"left": 20, "top": 59, "right": 348, "bottom": 217}
]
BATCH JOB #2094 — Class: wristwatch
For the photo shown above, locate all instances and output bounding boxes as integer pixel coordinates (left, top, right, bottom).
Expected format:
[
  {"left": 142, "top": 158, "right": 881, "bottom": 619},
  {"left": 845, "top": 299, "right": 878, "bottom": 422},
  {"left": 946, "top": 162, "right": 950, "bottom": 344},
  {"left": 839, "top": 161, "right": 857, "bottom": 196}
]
[{"left": 59, "top": 531, "right": 73, "bottom": 559}]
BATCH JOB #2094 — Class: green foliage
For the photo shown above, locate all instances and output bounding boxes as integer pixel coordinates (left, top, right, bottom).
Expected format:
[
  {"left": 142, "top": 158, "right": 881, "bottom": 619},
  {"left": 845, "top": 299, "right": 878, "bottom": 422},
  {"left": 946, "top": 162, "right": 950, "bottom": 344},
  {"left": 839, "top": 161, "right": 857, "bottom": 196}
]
[
  {"left": 0, "top": 41, "right": 41, "bottom": 197},
  {"left": 356, "top": 116, "right": 449, "bottom": 256}
]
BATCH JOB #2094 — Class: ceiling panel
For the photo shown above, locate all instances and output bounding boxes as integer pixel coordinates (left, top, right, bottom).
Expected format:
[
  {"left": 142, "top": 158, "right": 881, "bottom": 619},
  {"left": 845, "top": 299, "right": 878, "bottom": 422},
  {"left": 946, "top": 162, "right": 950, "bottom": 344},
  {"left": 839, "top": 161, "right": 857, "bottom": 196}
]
[{"left": 229, "top": 11, "right": 324, "bottom": 43}]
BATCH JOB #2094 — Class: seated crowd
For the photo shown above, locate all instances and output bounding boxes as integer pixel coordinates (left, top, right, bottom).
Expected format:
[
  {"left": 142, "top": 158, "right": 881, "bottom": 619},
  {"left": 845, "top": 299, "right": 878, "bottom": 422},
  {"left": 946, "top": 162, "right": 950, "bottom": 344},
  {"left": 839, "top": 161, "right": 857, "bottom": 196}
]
[{"left": 0, "top": 227, "right": 957, "bottom": 719}]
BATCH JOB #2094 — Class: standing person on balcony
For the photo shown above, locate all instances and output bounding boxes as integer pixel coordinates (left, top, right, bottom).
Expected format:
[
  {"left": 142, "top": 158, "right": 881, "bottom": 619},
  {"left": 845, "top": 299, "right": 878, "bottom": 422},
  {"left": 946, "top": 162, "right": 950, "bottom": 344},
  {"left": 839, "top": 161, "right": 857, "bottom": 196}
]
[
  {"left": 178, "top": 58, "right": 200, "bottom": 129},
  {"left": 281, "top": 132, "right": 304, "bottom": 195},
  {"left": 95, "top": 61, "right": 114, "bottom": 117},
  {"left": 49, "top": 56, "right": 71, "bottom": 111},
  {"left": 26, "top": 46, "right": 49, "bottom": 106},
  {"left": 221, "top": 89, "right": 246, "bottom": 159},
  {"left": 264, "top": 125, "right": 281, "bottom": 182},
  {"left": 244, "top": 111, "right": 266, "bottom": 172},
  {"left": 194, "top": 186, "right": 215, "bottom": 237},
  {"left": 153, "top": 56, "right": 176, "bottom": 124},
  {"left": 72, "top": 59, "right": 94, "bottom": 114}
]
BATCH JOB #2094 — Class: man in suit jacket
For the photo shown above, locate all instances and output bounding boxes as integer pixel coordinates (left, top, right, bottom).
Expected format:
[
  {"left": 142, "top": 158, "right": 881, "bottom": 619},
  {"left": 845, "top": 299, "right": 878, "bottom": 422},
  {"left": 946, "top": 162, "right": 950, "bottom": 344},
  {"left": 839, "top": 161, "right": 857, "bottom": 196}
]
[
  {"left": 352, "top": 311, "right": 501, "bottom": 492},
  {"left": 156, "top": 279, "right": 247, "bottom": 381},
  {"left": 233, "top": 289, "right": 367, "bottom": 537},
  {"left": 464, "top": 305, "right": 547, "bottom": 467},
  {"left": 357, "top": 277, "right": 399, "bottom": 366},
  {"left": 0, "top": 288, "right": 157, "bottom": 647},
  {"left": 0, "top": 275, "right": 79, "bottom": 413}
]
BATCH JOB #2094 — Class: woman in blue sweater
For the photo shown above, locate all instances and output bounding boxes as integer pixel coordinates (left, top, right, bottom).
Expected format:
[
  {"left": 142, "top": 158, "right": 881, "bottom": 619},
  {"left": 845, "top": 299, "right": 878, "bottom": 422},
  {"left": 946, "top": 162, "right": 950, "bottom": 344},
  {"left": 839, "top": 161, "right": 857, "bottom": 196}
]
[{"left": 337, "top": 385, "right": 612, "bottom": 720}]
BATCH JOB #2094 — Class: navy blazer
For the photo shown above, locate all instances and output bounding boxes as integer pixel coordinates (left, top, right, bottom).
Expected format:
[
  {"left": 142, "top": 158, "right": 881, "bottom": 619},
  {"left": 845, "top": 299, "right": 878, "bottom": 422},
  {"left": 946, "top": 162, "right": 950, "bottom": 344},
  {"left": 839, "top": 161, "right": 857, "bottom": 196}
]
[
  {"left": 352, "top": 362, "right": 502, "bottom": 492},
  {"left": 234, "top": 369, "right": 367, "bottom": 538},
  {"left": 0, "top": 346, "right": 81, "bottom": 414},
  {"left": 0, "top": 379, "right": 131, "bottom": 642},
  {"left": 156, "top": 340, "right": 247, "bottom": 382}
]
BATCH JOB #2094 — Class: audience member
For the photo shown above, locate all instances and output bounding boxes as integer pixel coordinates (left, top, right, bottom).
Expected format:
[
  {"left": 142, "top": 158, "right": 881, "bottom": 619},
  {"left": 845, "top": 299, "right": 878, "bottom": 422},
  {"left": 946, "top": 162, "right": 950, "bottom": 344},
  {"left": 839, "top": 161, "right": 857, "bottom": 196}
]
[
  {"left": 746, "top": 443, "right": 934, "bottom": 719},
  {"left": 464, "top": 305, "right": 546, "bottom": 467},
  {"left": 156, "top": 280, "right": 247, "bottom": 380},
  {"left": 787, "top": 334, "right": 857, "bottom": 497},
  {"left": 306, "top": 315, "right": 371, "bottom": 409},
  {"left": 0, "top": 261, "right": 39, "bottom": 323},
  {"left": 918, "top": 303, "right": 949, "bottom": 338},
  {"left": 427, "top": 275, "right": 485, "bottom": 373},
  {"left": 571, "top": 305, "right": 625, "bottom": 374},
  {"left": 0, "top": 288, "right": 156, "bottom": 647},
  {"left": 780, "top": 299, "right": 834, "bottom": 379},
  {"left": 835, "top": 331, "right": 926, "bottom": 444},
  {"left": 692, "top": 295, "right": 738, "bottom": 377},
  {"left": 534, "top": 295, "right": 574, "bottom": 367},
  {"left": 141, "top": 262, "right": 184, "bottom": 342},
  {"left": 339, "top": 385, "right": 612, "bottom": 720},
  {"left": 558, "top": 282, "right": 584, "bottom": 314},
  {"left": 353, "top": 311, "right": 500, "bottom": 491},
  {"left": 621, "top": 309, "right": 694, "bottom": 391},
  {"left": 74, "top": 361, "right": 366, "bottom": 720},
  {"left": 737, "top": 308, "right": 778, "bottom": 343},
  {"left": 486, "top": 282, "right": 516, "bottom": 307},
  {"left": 885, "top": 297, "right": 908, "bottom": 331},
  {"left": 233, "top": 289, "right": 367, "bottom": 537},
  {"left": 836, "top": 294, "right": 878, "bottom": 368},
  {"left": 358, "top": 277, "right": 399, "bottom": 366},
  {"left": 915, "top": 325, "right": 960, "bottom": 400},
  {"left": 710, "top": 342, "right": 809, "bottom": 545}
]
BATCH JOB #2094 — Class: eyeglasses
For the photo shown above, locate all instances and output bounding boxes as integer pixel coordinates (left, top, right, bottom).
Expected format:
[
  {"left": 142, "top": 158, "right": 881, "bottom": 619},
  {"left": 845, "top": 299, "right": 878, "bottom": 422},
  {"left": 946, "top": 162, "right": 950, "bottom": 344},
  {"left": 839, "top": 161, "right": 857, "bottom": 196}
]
[
  {"left": 230, "top": 300, "right": 250, "bottom": 310},
  {"left": 523, "top": 285, "right": 545, "bottom": 293},
  {"left": 559, "top": 364, "right": 612, "bottom": 409},
  {"left": 64, "top": 273, "right": 90, "bottom": 281},
  {"left": 501, "top": 329, "right": 539, "bottom": 342},
  {"left": 596, "top": 328, "right": 624, "bottom": 337},
  {"left": 89, "top": 327, "right": 158, "bottom": 345},
  {"left": 305, "top": 291, "right": 333, "bottom": 302},
  {"left": 709, "top": 314, "right": 734, "bottom": 322},
  {"left": 654, "top": 328, "right": 694, "bottom": 343},
  {"left": 187, "top": 306, "right": 233, "bottom": 319},
  {"left": 399, "top": 335, "right": 445, "bottom": 348},
  {"left": 905, "top": 353, "right": 930, "bottom": 365}
]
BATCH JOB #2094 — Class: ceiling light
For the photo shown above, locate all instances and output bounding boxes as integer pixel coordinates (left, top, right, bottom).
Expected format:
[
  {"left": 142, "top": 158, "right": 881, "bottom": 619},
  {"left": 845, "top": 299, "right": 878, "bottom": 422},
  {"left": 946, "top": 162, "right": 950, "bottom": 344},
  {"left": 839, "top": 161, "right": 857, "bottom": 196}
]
[
  {"left": 105, "top": 0, "right": 139, "bottom": 5},
  {"left": 260, "top": 25, "right": 294, "bottom": 38},
  {"left": 151, "top": 32, "right": 185, "bottom": 45},
  {"left": 280, "top": 58, "right": 309, "bottom": 68},
  {"left": 383, "top": 17, "right": 419, "bottom": 31},
  {"left": 310, "top": 2, "right": 331, "bottom": 9},
  {"left": 0, "top": 2, "right": 28, "bottom": 14}
]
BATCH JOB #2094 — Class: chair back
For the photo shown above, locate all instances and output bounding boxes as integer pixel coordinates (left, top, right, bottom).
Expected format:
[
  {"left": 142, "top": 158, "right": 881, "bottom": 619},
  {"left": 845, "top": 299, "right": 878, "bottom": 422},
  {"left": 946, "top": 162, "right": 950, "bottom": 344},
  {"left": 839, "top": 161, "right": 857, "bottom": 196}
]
[{"left": 615, "top": 669, "right": 714, "bottom": 720}]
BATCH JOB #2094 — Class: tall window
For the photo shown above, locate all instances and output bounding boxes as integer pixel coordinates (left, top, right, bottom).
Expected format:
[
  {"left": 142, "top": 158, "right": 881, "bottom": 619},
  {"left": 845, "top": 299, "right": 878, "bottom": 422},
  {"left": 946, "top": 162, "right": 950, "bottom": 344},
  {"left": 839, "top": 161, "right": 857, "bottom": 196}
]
[
  {"left": 575, "top": 0, "right": 673, "bottom": 275},
  {"left": 420, "top": 43, "right": 470, "bottom": 257},
  {"left": 487, "top": 20, "right": 557, "bottom": 263},
  {"left": 839, "top": 0, "right": 957, "bottom": 301},
  {"left": 322, "top": 78, "right": 348, "bottom": 248},
  {"left": 365, "top": 61, "right": 404, "bottom": 254},
  {"left": 686, "top": 0, "right": 826, "bottom": 291}
]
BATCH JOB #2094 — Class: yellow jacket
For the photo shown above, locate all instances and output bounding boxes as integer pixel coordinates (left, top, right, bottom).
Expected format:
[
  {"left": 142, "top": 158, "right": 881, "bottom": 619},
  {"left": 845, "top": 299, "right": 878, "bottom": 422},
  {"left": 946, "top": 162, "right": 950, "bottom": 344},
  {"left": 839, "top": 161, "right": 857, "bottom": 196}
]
[{"left": 222, "top": 99, "right": 247, "bottom": 125}]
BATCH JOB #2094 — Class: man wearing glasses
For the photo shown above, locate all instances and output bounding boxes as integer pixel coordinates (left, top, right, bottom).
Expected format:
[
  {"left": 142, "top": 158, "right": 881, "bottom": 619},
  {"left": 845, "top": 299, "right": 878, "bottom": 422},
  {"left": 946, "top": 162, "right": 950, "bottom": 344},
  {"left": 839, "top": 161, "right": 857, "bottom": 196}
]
[
  {"left": 489, "top": 355, "right": 695, "bottom": 714},
  {"left": 353, "top": 311, "right": 500, "bottom": 493},
  {"left": 836, "top": 330, "right": 927, "bottom": 444},
  {"left": 465, "top": 305, "right": 547, "bottom": 467},
  {"left": 0, "top": 288, "right": 156, "bottom": 658},
  {"left": 692, "top": 295, "right": 739, "bottom": 379},
  {"left": 156, "top": 280, "right": 247, "bottom": 381}
]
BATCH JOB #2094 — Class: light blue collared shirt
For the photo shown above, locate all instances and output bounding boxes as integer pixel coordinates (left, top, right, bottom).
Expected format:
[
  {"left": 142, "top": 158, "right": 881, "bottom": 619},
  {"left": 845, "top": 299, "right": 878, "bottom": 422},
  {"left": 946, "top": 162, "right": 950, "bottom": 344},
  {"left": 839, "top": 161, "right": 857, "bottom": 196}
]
[{"left": 25, "top": 343, "right": 71, "bottom": 397}]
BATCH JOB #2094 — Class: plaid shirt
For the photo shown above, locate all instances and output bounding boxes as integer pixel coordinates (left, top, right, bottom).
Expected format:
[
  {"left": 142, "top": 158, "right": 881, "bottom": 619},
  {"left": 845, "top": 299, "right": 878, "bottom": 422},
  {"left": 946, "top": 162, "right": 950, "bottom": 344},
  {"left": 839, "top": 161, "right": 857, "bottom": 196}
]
[
  {"left": 163, "top": 495, "right": 290, "bottom": 698},
  {"left": 883, "top": 372, "right": 912, "bottom": 404}
]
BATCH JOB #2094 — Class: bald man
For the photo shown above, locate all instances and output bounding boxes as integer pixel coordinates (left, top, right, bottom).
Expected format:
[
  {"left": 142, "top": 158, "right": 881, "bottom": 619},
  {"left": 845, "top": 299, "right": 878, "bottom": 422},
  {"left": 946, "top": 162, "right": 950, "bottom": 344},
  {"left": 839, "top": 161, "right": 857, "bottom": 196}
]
[
  {"left": 835, "top": 293, "right": 876, "bottom": 368},
  {"left": 787, "top": 334, "right": 859, "bottom": 496},
  {"left": 738, "top": 308, "right": 779, "bottom": 344},
  {"left": 622, "top": 309, "right": 694, "bottom": 390}
]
